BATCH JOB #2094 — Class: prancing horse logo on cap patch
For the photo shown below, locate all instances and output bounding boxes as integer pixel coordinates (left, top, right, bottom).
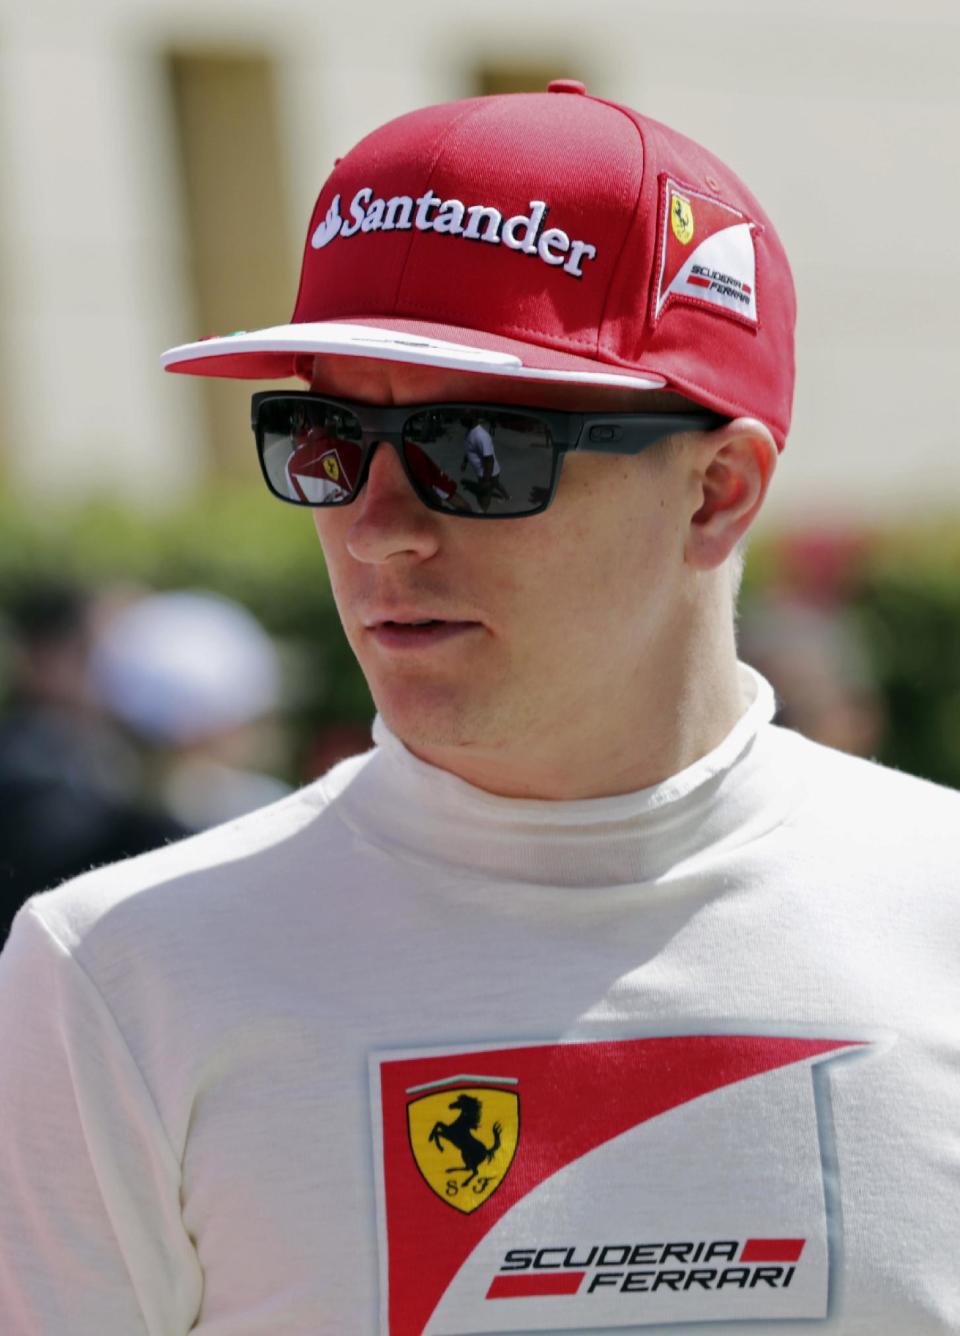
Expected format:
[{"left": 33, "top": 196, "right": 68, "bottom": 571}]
[
  {"left": 671, "top": 193, "right": 695, "bottom": 245},
  {"left": 407, "top": 1078, "right": 520, "bottom": 1214}
]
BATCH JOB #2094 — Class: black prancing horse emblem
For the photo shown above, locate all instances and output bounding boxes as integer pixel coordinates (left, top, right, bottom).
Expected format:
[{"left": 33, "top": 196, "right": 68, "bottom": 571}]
[{"left": 429, "top": 1093, "right": 502, "bottom": 1186}]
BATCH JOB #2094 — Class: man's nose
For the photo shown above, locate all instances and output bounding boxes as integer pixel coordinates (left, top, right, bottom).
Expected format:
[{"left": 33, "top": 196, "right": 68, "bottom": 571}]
[{"left": 344, "top": 440, "right": 442, "bottom": 565}]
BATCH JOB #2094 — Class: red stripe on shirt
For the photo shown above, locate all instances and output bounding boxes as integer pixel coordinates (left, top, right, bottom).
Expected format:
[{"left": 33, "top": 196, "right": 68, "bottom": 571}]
[
  {"left": 486, "top": 1272, "right": 585, "bottom": 1299},
  {"left": 741, "top": 1238, "right": 806, "bottom": 1263}
]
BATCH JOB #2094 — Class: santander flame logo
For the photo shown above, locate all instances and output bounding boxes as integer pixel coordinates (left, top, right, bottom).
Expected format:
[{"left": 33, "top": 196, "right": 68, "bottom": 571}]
[{"left": 311, "top": 194, "right": 344, "bottom": 249}]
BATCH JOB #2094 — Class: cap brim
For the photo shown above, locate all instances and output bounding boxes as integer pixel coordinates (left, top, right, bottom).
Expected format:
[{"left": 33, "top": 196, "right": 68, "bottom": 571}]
[{"left": 161, "top": 317, "right": 667, "bottom": 392}]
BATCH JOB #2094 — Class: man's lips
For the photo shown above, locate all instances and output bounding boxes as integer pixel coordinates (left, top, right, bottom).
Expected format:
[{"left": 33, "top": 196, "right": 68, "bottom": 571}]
[{"left": 362, "top": 614, "right": 483, "bottom": 651}]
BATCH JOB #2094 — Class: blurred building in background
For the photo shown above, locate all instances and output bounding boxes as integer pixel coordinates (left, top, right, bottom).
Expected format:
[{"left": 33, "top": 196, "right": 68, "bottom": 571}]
[{"left": 0, "top": 0, "right": 958, "bottom": 525}]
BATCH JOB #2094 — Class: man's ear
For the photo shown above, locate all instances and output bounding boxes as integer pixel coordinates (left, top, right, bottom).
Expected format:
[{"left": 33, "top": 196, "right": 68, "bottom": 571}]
[{"left": 684, "top": 418, "right": 779, "bottom": 571}]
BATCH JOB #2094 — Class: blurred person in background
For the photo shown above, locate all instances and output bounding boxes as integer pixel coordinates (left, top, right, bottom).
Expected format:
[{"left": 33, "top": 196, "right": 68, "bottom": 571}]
[
  {"left": 0, "top": 82, "right": 958, "bottom": 1336},
  {"left": 91, "top": 588, "right": 290, "bottom": 830},
  {"left": 0, "top": 580, "right": 186, "bottom": 944},
  {"left": 738, "top": 592, "right": 888, "bottom": 758},
  {"left": 739, "top": 529, "right": 887, "bottom": 758}
]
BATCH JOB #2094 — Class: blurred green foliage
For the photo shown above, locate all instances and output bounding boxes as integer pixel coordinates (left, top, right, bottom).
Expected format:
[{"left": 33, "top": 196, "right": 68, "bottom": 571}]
[
  {"left": 0, "top": 492, "right": 958, "bottom": 789},
  {"left": 854, "top": 526, "right": 960, "bottom": 789},
  {"left": 743, "top": 523, "right": 960, "bottom": 789}
]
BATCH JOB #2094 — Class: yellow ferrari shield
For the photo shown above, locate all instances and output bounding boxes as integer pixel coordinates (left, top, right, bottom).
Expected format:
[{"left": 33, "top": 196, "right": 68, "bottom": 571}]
[
  {"left": 670, "top": 191, "right": 695, "bottom": 245},
  {"left": 407, "top": 1084, "right": 520, "bottom": 1214},
  {"left": 322, "top": 452, "right": 341, "bottom": 482}
]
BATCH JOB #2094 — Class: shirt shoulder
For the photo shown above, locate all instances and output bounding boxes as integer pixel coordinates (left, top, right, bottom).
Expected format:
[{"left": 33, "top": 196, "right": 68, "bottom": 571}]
[
  {"left": 770, "top": 723, "right": 960, "bottom": 849},
  {"left": 20, "top": 748, "right": 375, "bottom": 968}
]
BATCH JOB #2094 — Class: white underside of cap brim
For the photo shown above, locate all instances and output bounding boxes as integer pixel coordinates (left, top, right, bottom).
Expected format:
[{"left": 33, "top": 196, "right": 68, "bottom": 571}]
[{"left": 161, "top": 321, "right": 666, "bottom": 390}]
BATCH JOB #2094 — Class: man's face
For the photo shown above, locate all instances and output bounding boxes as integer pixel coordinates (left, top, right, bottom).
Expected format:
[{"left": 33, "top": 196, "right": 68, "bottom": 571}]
[{"left": 310, "top": 358, "right": 702, "bottom": 768}]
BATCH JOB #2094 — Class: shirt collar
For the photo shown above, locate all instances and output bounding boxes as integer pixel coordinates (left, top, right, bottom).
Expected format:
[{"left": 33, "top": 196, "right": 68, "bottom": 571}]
[{"left": 322, "top": 665, "right": 793, "bottom": 888}]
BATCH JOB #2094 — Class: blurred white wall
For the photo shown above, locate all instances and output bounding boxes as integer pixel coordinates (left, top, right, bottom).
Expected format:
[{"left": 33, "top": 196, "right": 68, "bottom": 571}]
[{"left": 0, "top": 0, "right": 957, "bottom": 524}]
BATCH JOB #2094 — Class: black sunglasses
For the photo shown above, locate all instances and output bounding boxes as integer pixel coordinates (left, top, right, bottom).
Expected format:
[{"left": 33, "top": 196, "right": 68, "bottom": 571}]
[{"left": 252, "top": 391, "right": 727, "bottom": 519}]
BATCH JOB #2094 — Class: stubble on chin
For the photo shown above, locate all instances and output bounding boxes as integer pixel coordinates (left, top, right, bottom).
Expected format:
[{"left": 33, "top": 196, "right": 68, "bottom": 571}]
[
  {"left": 370, "top": 676, "right": 489, "bottom": 752},
  {"left": 367, "top": 661, "right": 529, "bottom": 757}
]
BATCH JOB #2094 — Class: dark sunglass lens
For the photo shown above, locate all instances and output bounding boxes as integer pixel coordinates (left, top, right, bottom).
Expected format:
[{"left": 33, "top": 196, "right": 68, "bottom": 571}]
[
  {"left": 259, "top": 399, "right": 364, "bottom": 504},
  {"left": 403, "top": 410, "right": 553, "bottom": 515}
]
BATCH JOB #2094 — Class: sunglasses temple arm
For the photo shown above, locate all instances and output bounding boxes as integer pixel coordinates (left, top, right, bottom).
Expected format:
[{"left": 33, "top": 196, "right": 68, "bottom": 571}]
[{"left": 570, "top": 413, "right": 728, "bottom": 455}]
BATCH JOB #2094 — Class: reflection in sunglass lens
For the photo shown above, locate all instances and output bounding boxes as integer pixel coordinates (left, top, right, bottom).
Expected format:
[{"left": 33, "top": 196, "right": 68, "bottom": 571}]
[
  {"left": 403, "top": 410, "right": 554, "bottom": 516},
  {"left": 259, "top": 400, "right": 365, "bottom": 504}
]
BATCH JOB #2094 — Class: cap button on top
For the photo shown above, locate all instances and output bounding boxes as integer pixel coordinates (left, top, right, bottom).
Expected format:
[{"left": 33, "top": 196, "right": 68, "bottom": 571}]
[{"left": 547, "top": 79, "right": 587, "bottom": 95}]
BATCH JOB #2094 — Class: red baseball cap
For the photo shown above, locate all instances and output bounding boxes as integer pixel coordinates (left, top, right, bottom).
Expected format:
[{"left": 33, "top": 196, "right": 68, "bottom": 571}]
[{"left": 162, "top": 80, "right": 796, "bottom": 447}]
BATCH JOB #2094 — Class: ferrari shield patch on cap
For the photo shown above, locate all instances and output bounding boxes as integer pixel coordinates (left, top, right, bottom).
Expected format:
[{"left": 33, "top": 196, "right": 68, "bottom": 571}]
[{"left": 654, "top": 177, "right": 759, "bottom": 327}]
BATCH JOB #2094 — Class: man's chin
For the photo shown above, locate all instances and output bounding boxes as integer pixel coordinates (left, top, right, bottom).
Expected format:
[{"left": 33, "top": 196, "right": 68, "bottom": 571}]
[{"left": 371, "top": 682, "right": 500, "bottom": 755}]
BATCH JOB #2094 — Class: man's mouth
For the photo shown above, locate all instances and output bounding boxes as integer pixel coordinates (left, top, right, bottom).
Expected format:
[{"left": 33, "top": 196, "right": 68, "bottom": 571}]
[
  {"left": 366, "top": 617, "right": 482, "bottom": 649},
  {"left": 383, "top": 618, "right": 444, "bottom": 628}
]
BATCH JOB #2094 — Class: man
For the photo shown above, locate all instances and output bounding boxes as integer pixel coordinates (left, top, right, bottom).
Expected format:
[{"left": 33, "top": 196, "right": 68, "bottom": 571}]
[
  {"left": 0, "top": 580, "right": 188, "bottom": 941},
  {"left": 0, "top": 81, "right": 957, "bottom": 1336},
  {"left": 461, "top": 412, "right": 509, "bottom": 510}
]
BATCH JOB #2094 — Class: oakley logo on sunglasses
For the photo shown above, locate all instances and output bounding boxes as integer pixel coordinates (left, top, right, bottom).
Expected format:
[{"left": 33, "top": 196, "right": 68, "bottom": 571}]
[{"left": 310, "top": 187, "right": 598, "bottom": 279}]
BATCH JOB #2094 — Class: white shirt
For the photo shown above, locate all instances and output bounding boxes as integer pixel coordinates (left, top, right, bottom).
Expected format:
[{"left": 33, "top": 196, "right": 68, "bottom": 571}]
[{"left": 0, "top": 666, "right": 958, "bottom": 1335}]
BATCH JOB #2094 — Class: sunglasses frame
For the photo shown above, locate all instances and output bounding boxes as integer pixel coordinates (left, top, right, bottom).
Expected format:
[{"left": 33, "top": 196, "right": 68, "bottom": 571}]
[{"left": 251, "top": 391, "right": 729, "bottom": 519}]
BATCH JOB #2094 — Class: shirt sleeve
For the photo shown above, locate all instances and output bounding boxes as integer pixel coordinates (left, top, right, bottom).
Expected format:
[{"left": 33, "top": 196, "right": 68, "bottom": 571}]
[{"left": 0, "top": 904, "right": 203, "bottom": 1335}]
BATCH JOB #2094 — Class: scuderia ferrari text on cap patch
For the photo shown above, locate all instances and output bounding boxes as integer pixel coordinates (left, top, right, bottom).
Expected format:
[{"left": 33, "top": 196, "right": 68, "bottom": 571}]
[
  {"left": 654, "top": 177, "right": 760, "bottom": 327},
  {"left": 369, "top": 1032, "right": 870, "bottom": 1335}
]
